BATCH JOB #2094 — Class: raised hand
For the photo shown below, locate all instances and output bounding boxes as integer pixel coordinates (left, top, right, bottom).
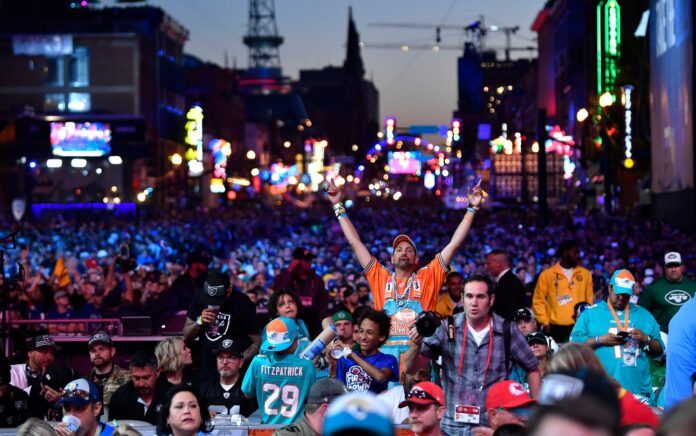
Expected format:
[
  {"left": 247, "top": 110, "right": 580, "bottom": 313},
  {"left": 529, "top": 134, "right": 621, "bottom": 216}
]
[
  {"left": 467, "top": 179, "right": 488, "bottom": 209},
  {"left": 326, "top": 179, "right": 343, "bottom": 205}
]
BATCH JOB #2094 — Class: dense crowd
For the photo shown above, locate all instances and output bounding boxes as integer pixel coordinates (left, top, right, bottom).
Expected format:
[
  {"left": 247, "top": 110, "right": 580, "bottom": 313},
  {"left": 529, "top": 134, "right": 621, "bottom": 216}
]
[{"left": 0, "top": 197, "right": 695, "bottom": 436}]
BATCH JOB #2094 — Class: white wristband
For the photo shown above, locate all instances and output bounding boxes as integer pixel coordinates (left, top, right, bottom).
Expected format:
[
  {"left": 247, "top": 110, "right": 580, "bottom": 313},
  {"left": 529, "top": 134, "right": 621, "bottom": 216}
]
[{"left": 342, "top": 347, "right": 352, "bottom": 358}]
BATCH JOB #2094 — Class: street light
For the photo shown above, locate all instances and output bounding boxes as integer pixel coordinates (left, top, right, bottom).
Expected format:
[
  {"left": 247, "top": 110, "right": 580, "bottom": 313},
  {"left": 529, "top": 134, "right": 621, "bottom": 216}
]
[
  {"left": 599, "top": 92, "right": 614, "bottom": 108},
  {"left": 576, "top": 108, "right": 589, "bottom": 123}
]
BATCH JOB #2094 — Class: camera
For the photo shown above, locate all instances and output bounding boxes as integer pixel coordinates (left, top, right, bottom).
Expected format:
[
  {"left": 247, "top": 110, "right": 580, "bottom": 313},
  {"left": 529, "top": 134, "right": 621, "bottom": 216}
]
[{"left": 415, "top": 311, "right": 441, "bottom": 337}]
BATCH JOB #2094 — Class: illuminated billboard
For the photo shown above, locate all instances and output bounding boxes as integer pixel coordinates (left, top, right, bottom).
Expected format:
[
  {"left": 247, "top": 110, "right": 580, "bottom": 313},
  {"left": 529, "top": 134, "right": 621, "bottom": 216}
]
[
  {"left": 650, "top": 0, "right": 693, "bottom": 192},
  {"left": 50, "top": 122, "right": 111, "bottom": 157},
  {"left": 388, "top": 151, "right": 422, "bottom": 175}
]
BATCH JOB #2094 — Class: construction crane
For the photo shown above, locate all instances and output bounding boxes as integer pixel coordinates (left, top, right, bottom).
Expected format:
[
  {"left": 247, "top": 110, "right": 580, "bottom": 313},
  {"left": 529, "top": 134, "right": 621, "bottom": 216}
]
[{"left": 366, "top": 17, "right": 533, "bottom": 61}]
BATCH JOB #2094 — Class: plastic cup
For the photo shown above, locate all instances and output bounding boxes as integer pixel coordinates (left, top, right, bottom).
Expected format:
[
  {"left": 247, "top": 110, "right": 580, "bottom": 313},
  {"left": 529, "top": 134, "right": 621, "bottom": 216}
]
[{"left": 62, "top": 415, "right": 81, "bottom": 432}]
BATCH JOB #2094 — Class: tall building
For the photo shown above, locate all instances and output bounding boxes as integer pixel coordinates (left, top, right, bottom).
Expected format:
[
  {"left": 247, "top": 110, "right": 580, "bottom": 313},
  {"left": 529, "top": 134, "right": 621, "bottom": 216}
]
[
  {"left": 294, "top": 8, "right": 379, "bottom": 160},
  {"left": 0, "top": 2, "right": 189, "bottom": 214}
]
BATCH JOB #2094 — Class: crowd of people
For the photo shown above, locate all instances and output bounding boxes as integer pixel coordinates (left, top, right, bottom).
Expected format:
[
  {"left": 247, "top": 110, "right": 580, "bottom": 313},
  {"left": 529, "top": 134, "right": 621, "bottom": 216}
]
[{"left": 0, "top": 190, "right": 695, "bottom": 435}]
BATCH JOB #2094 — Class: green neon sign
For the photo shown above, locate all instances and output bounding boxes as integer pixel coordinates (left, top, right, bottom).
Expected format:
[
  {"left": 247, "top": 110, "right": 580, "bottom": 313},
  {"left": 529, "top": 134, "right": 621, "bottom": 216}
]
[{"left": 596, "top": 0, "right": 621, "bottom": 100}]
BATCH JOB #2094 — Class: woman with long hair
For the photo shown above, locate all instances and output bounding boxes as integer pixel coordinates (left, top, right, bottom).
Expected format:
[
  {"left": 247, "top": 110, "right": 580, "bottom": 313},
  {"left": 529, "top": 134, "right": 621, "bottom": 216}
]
[
  {"left": 156, "top": 385, "right": 211, "bottom": 436},
  {"left": 155, "top": 337, "right": 193, "bottom": 388}
]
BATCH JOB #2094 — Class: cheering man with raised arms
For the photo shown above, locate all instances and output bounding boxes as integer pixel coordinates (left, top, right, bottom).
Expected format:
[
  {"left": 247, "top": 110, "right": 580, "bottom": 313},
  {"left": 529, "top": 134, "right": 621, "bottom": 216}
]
[{"left": 327, "top": 179, "right": 486, "bottom": 367}]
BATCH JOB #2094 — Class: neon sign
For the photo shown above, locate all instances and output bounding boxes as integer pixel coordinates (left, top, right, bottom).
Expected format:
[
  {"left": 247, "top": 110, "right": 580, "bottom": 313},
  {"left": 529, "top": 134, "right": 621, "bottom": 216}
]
[
  {"left": 621, "top": 85, "right": 634, "bottom": 168},
  {"left": 185, "top": 106, "right": 204, "bottom": 176},
  {"left": 597, "top": 0, "right": 621, "bottom": 99}
]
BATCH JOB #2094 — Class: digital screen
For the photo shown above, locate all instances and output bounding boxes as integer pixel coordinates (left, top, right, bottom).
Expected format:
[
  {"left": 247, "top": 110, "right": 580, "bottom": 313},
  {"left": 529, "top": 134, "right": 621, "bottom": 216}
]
[
  {"left": 388, "top": 151, "right": 422, "bottom": 175},
  {"left": 50, "top": 122, "right": 112, "bottom": 157}
]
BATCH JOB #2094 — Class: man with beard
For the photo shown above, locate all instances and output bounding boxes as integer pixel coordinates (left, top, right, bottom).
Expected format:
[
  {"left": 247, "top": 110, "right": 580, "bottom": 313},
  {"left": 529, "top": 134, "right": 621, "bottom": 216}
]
[
  {"left": 327, "top": 178, "right": 486, "bottom": 370},
  {"left": 570, "top": 269, "right": 663, "bottom": 404},
  {"left": 108, "top": 350, "right": 167, "bottom": 423},
  {"left": 10, "top": 335, "right": 58, "bottom": 394},
  {"left": 273, "top": 247, "right": 328, "bottom": 336},
  {"left": 199, "top": 339, "right": 257, "bottom": 417},
  {"left": 86, "top": 332, "right": 129, "bottom": 409},
  {"left": 398, "top": 382, "right": 446, "bottom": 436}
]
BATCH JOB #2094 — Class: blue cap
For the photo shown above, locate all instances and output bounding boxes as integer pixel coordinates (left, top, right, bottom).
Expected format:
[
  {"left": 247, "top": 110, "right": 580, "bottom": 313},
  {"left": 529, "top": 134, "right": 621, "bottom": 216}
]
[
  {"left": 55, "top": 378, "right": 102, "bottom": 407},
  {"left": 324, "top": 392, "right": 393, "bottom": 436},
  {"left": 261, "top": 317, "right": 300, "bottom": 353},
  {"left": 610, "top": 269, "right": 636, "bottom": 295}
]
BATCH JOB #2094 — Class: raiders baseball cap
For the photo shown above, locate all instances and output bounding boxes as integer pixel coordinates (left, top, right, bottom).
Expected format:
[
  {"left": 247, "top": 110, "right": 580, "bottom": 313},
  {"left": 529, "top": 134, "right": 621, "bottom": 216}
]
[
  {"left": 88, "top": 332, "right": 113, "bottom": 348},
  {"left": 392, "top": 234, "right": 417, "bottom": 254},
  {"left": 198, "top": 269, "right": 230, "bottom": 306},
  {"left": 664, "top": 252, "right": 682, "bottom": 266},
  {"left": 526, "top": 331, "right": 549, "bottom": 347},
  {"left": 212, "top": 339, "right": 245, "bottom": 357},
  {"left": 27, "top": 335, "right": 60, "bottom": 352}
]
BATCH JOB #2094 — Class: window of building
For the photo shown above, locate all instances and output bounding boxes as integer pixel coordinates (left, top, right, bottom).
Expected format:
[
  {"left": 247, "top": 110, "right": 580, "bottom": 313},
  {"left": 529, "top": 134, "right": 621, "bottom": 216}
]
[
  {"left": 44, "top": 57, "right": 65, "bottom": 86},
  {"left": 68, "top": 47, "right": 89, "bottom": 87},
  {"left": 67, "top": 93, "right": 90, "bottom": 112},
  {"left": 44, "top": 93, "right": 66, "bottom": 112}
]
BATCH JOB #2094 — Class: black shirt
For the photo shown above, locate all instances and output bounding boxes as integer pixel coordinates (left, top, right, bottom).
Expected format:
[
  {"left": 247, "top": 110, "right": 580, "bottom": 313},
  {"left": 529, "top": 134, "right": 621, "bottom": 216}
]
[
  {"left": 199, "top": 379, "right": 257, "bottom": 417},
  {"left": 108, "top": 378, "right": 168, "bottom": 424},
  {"left": 187, "top": 290, "right": 261, "bottom": 383},
  {"left": 0, "top": 385, "right": 29, "bottom": 428}
]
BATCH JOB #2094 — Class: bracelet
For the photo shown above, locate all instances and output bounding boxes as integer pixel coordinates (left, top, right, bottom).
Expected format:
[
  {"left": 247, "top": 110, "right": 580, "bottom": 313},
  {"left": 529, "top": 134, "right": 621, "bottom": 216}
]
[
  {"left": 337, "top": 212, "right": 347, "bottom": 220},
  {"left": 334, "top": 205, "right": 346, "bottom": 218},
  {"left": 464, "top": 216, "right": 474, "bottom": 224},
  {"left": 594, "top": 336, "right": 600, "bottom": 346},
  {"left": 466, "top": 206, "right": 478, "bottom": 214},
  {"left": 196, "top": 316, "right": 204, "bottom": 326},
  {"left": 332, "top": 202, "right": 344, "bottom": 211}
]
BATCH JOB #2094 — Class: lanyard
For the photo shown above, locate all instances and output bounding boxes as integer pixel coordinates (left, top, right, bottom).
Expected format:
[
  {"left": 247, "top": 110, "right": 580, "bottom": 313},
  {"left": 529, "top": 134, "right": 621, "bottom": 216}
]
[
  {"left": 457, "top": 318, "right": 494, "bottom": 391},
  {"left": 607, "top": 300, "right": 630, "bottom": 331},
  {"left": 387, "top": 272, "right": 415, "bottom": 305}
]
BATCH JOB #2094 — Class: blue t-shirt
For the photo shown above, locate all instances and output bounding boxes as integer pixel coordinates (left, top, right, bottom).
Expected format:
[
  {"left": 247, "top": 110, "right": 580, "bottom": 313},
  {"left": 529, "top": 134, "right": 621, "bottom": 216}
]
[
  {"left": 241, "top": 352, "right": 316, "bottom": 425},
  {"left": 337, "top": 351, "right": 399, "bottom": 394},
  {"left": 664, "top": 298, "right": 696, "bottom": 410},
  {"left": 570, "top": 301, "right": 663, "bottom": 400}
]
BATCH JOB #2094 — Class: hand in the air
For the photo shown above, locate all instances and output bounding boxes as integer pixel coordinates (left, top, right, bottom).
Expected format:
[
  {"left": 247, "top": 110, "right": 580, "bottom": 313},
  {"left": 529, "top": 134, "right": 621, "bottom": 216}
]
[
  {"left": 326, "top": 179, "right": 343, "bottom": 205},
  {"left": 467, "top": 179, "right": 488, "bottom": 209}
]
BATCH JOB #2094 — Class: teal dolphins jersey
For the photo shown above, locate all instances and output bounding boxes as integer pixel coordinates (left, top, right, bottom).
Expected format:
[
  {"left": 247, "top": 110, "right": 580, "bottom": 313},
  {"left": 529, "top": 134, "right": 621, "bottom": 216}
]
[{"left": 241, "top": 352, "right": 316, "bottom": 425}]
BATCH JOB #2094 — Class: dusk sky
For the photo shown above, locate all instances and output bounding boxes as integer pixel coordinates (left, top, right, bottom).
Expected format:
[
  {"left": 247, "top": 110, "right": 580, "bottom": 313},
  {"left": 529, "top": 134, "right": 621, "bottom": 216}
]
[{"left": 107, "top": 0, "right": 545, "bottom": 126}]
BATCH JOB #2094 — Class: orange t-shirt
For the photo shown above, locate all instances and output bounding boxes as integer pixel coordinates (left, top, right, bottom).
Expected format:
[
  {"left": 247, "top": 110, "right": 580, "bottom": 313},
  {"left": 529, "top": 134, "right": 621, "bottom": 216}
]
[{"left": 364, "top": 254, "right": 449, "bottom": 312}]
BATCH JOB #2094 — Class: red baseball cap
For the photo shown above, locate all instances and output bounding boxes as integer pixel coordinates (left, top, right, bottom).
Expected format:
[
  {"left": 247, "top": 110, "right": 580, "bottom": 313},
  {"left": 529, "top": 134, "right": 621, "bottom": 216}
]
[
  {"left": 486, "top": 381, "right": 536, "bottom": 411},
  {"left": 393, "top": 234, "right": 417, "bottom": 254},
  {"left": 399, "top": 382, "right": 444, "bottom": 408}
]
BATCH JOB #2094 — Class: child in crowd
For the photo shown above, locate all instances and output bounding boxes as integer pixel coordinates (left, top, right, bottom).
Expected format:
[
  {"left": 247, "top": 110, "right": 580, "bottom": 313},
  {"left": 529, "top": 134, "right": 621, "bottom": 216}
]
[{"left": 331, "top": 308, "right": 398, "bottom": 394}]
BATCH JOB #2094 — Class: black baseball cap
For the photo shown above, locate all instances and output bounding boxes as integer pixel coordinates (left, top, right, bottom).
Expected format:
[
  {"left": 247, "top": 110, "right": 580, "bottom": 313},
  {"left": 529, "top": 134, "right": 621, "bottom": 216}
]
[
  {"left": 27, "top": 335, "right": 60, "bottom": 352},
  {"left": 198, "top": 269, "right": 230, "bottom": 306},
  {"left": 212, "top": 339, "right": 245, "bottom": 357},
  {"left": 292, "top": 247, "right": 316, "bottom": 260},
  {"left": 88, "top": 332, "right": 113, "bottom": 348},
  {"left": 187, "top": 250, "right": 211, "bottom": 265},
  {"left": 513, "top": 308, "right": 535, "bottom": 323},
  {"left": 526, "top": 331, "right": 549, "bottom": 346}
]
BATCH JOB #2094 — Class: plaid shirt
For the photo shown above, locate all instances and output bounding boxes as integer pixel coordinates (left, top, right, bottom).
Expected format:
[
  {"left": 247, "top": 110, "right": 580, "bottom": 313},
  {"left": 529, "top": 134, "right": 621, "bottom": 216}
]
[
  {"left": 421, "top": 313, "right": 538, "bottom": 434},
  {"left": 89, "top": 364, "right": 130, "bottom": 407}
]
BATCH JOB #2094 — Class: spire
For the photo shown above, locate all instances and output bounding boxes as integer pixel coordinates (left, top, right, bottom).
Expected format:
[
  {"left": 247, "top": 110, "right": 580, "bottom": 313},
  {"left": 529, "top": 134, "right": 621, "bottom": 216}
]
[{"left": 343, "top": 6, "right": 365, "bottom": 79}]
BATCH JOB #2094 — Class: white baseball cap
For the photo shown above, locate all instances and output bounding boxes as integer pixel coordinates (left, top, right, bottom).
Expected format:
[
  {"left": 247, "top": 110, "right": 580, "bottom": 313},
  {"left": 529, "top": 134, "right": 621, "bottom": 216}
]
[{"left": 664, "top": 252, "right": 682, "bottom": 266}]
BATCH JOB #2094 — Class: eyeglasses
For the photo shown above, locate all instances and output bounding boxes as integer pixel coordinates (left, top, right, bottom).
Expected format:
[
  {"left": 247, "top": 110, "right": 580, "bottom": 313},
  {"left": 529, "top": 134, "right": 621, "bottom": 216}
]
[
  {"left": 216, "top": 356, "right": 240, "bottom": 361},
  {"left": 407, "top": 388, "right": 438, "bottom": 403},
  {"left": 61, "top": 389, "right": 91, "bottom": 401}
]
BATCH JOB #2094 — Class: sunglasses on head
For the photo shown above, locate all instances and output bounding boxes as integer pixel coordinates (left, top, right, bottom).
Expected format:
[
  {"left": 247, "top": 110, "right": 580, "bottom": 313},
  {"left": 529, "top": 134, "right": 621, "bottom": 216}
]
[
  {"left": 61, "top": 388, "right": 91, "bottom": 401},
  {"left": 500, "top": 405, "right": 535, "bottom": 418},
  {"left": 407, "top": 388, "right": 438, "bottom": 403}
]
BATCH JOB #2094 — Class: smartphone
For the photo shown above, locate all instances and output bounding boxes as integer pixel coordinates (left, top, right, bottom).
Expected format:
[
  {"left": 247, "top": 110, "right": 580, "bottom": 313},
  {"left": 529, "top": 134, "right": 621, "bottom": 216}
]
[{"left": 616, "top": 331, "right": 629, "bottom": 340}]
